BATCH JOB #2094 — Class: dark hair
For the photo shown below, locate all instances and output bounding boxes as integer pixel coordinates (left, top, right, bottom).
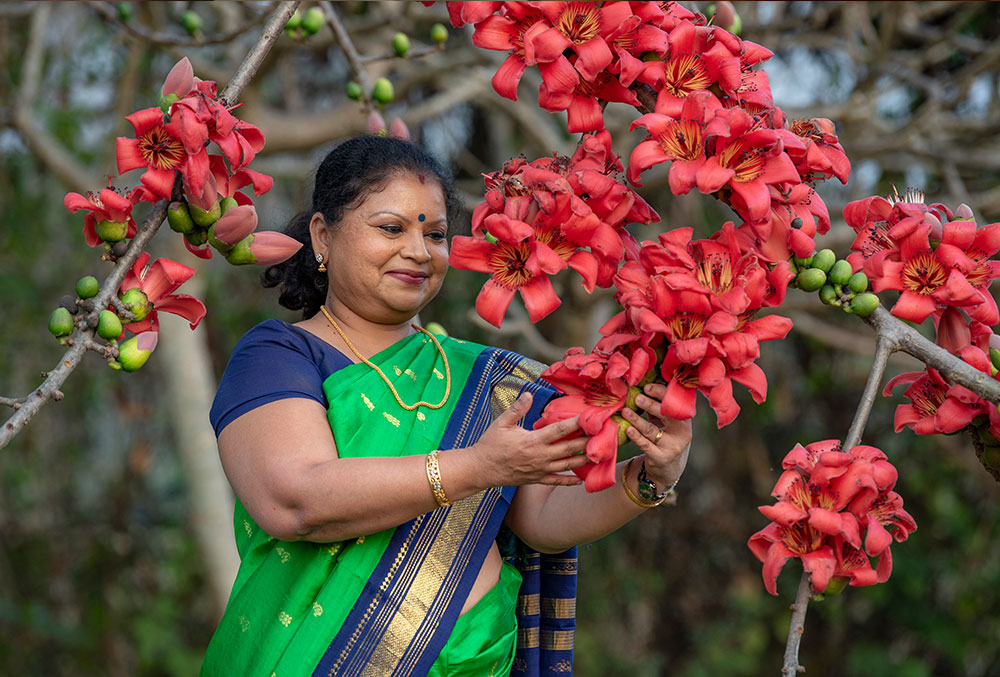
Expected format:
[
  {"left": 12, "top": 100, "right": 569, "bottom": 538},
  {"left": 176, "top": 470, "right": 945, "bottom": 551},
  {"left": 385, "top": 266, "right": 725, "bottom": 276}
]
[{"left": 261, "top": 135, "right": 456, "bottom": 318}]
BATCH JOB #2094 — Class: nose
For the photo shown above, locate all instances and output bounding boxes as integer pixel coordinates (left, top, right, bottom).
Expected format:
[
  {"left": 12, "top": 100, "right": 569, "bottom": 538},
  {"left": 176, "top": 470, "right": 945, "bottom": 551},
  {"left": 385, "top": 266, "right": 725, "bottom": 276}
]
[{"left": 401, "top": 229, "right": 431, "bottom": 263}]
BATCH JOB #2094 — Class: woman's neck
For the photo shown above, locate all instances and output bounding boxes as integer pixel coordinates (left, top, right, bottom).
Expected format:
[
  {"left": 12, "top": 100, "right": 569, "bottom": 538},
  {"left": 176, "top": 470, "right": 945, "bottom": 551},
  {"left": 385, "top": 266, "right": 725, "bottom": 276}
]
[{"left": 310, "top": 298, "right": 418, "bottom": 362}]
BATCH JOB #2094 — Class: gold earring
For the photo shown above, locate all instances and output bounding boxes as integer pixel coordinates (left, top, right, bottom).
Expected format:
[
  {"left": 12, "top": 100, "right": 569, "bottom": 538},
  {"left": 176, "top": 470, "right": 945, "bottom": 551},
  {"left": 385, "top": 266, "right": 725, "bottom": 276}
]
[{"left": 316, "top": 252, "right": 327, "bottom": 273}]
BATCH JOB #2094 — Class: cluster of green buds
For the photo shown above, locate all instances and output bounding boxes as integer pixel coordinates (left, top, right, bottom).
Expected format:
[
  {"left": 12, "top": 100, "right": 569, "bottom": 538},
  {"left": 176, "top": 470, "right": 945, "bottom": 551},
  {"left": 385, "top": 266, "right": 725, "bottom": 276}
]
[
  {"left": 791, "top": 248, "right": 880, "bottom": 317},
  {"left": 46, "top": 276, "right": 152, "bottom": 372},
  {"left": 345, "top": 77, "right": 395, "bottom": 105},
  {"left": 285, "top": 7, "right": 325, "bottom": 39},
  {"left": 168, "top": 197, "right": 260, "bottom": 264}
]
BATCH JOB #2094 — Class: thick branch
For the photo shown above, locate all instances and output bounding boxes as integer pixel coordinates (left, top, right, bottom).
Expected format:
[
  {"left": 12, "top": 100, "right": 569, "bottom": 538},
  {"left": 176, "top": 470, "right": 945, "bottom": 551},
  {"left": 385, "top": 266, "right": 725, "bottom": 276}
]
[{"left": 219, "top": 1, "right": 300, "bottom": 106}]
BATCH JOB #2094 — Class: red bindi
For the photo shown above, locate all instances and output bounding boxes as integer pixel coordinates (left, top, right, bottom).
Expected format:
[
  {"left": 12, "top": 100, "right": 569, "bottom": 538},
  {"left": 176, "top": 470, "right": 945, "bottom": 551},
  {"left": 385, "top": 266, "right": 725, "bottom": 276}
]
[{"left": 418, "top": 174, "right": 426, "bottom": 184}]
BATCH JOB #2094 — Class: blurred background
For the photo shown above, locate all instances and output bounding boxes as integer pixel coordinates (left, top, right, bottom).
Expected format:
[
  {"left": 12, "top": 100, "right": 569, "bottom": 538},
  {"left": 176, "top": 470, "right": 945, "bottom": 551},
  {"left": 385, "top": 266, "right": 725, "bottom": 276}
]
[{"left": 1, "top": 1, "right": 999, "bottom": 674}]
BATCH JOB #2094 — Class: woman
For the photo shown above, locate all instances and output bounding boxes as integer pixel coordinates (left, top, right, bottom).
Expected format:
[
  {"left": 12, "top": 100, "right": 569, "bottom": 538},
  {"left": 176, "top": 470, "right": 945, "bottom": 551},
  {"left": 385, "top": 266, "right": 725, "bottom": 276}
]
[{"left": 202, "top": 136, "right": 690, "bottom": 676}]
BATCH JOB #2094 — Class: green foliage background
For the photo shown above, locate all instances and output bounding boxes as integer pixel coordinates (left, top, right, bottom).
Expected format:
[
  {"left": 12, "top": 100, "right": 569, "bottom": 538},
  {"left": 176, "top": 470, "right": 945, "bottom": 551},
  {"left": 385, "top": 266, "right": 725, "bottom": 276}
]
[{"left": 1, "top": 2, "right": 998, "bottom": 675}]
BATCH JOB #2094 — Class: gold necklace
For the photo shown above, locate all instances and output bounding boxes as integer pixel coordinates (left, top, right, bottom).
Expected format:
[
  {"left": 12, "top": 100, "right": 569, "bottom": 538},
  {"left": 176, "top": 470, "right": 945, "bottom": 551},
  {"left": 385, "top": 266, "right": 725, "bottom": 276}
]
[{"left": 319, "top": 305, "right": 452, "bottom": 410}]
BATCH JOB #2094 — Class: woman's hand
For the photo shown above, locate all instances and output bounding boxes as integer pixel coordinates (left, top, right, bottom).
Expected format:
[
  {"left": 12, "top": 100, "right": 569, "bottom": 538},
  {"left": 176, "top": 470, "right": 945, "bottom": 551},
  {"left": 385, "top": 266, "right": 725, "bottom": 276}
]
[
  {"left": 620, "top": 383, "right": 692, "bottom": 490},
  {"left": 471, "top": 391, "right": 590, "bottom": 488}
]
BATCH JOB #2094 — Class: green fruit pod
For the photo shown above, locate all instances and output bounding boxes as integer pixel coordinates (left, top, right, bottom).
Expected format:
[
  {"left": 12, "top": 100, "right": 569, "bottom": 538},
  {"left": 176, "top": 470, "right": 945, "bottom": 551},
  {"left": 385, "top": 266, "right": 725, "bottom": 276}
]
[
  {"left": 345, "top": 81, "right": 363, "bottom": 100},
  {"left": 850, "top": 292, "right": 880, "bottom": 317},
  {"left": 611, "top": 414, "right": 631, "bottom": 446},
  {"left": 97, "top": 309, "right": 123, "bottom": 340},
  {"left": 285, "top": 9, "right": 302, "bottom": 30},
  {"left": 372, "top": 77, "right": 394, "bottom": 104},
  {"left": 96, "top": 220, "right": 128, "bottom": 243},
  {"left": 116, "top": 2, "right": 133, "bottom": 22},
  {"left": 167, "top": 201, "right": 196, "bottom": 234},
  {"left": 811, "top": 249, "right": 836, "bottom": 274},
  {"left": 181, "top": 9, "right": 202, "bottom": 35},
  {"left": 818, "top": 285, "right": 837, "bottom": 305},
  {"left": 424, "top": 321, "right": 448, "bottom": 337},
  {"left": 189, "top": 200, "right": 222, "bottom": 227},
  {"left": 301, "top": 7, "right": 324, "bottom": 34},
  {"left": 828, "top": 260, "right": 853, "bottom": 286},
  {"left": 430, "top": 22, "right": 448, "bottom": 45},
  {"left": 219, "top": 196, "right": 239, "bottom": 214},
  {"left": 392, "top": 32, "right": 411, "bottom": 57},
  {"left": 76, "top": 275, "right": 100, "bottom": 299},
  {"left": 793, "top": 254, "right": 814, "bottom": 268},
  {"left": 119, "top": 288, "right": 152, "bottom": 322},
  {"left": 796, "top": 268, "right": 827, "bottom": 292},
  {"left": 118, "top": 334, "right": 157, "bottom": 372},
  {"left": 48, "top": 307, "right": 74, "bottom": 338},
  {"left": 185, "top": 228, "right": 209, "bottom": 247},
  {"left": 848, "top": 271, "right": 869, "bottom": 293},
  {"left": 989, "top": 348, "right": 1000, "bottom": 371}
]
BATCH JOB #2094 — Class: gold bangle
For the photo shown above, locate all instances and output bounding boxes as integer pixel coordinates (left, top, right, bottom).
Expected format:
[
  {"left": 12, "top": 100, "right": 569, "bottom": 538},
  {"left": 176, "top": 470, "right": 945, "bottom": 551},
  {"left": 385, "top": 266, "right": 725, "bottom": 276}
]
[
  {"left": 425, "top": 449, "right": 452, "bottom": 507},
  {"left": 622, "top": 457, "right": 666, "bottom": 508}
]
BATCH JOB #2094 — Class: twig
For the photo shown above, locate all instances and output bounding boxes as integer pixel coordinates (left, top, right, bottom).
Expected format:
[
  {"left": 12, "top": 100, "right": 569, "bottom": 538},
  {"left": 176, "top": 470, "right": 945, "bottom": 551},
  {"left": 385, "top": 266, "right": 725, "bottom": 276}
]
[
  {"left": 358, "top": 44, "right": 444, "bottom": 64},
  {"left": 843, "top": 338, "right": 894, "bottom": 450},
  {"left": 321, "top": 0, "right": 374, "bottom": 112},
  {"left": 781, "top": 574, "right": 811, "bottom": 676},
  {"left": 86, "top": 0, "right": 279, "bottom": 48},
  {"left": 220, "top": 1, "right": 300, "bottom": 106},
  {"left": 0, "top": 398, "right": 25, "bottom": 410},
  {"left": 465, "top": 308, "right": 569, "bottom": 365}
]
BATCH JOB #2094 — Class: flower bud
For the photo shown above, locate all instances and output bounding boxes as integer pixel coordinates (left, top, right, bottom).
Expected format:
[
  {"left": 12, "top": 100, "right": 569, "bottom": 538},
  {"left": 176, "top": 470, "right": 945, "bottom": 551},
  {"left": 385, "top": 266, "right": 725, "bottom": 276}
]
[
  {"left": 118, "top": 332, "right": 158, "bottom": 372},
  {"left": 167, "top": 201, "right": 196, "bottom": 234},
  {"left": 372, "top": 77, "right": 394, "bottom": 105},
  {"left": 424, "top": 321, "right": 448, "bottom": 336},
  {"left": 185, "top": 228, "right": 209, "bottom": 247},
  {"left": 392, "top": 32, "right": 411, "bottom": 57},
  {"left": 793, "top": 254, "right": 814, "bottom": 268},
  {"left": 209, "top": 204, "right": 257, "bottom": 252},
  {"left": 828, "top": 260, "right": 853, "bottom": 286},
  {"left": 161, "top": 57, "right": 194, "bottom": 98},
  {"left": 59, "top": 294, "right": 78, "bottom": 314},
  {"left": 848, "top": 271, "right": 869, "bottom": 293},
  {"left": 820, "top": 576, "right": 848, "bottom": 598},
  {"left": 76, "top": 276, "right": 99, "bottom": 299},
  {"left": 346, "top": 81, "right": 363, "bottom": 100},
  {"left": 219, "top": 196, "right": 240, "bottom": 214},
  {"left": 367, "top": 110, "right": 388, "bottom": 136},
  {"left": 611, "top": 414, "right": 631, "bottom": 446},
  {"left": 249, "top": 231, "right": 304, "bottom": 265},
  {"left": 796, "top": 268, "right": 827, "bottom": 292},
  {"left": 189, "top": 200, "right": 222, "bottom": 227},
  {"left": 301, "top": 7, "right": 324, "bottom": 34},
  {"left": 818, "top": 285, "right": 837, "bottom": 306},
  {"left": 989, "top": 348, "right": 1000, "bottom": 372},
  {"left": 119, "top": 288, "right": 152, "bottom": 322},
  {"left": 850, "top": 292, "right": 879, "bottom": 317},
  {"left": 96, "top": 220, "right": 128, "bottom": 243},
  {"left": 116, "top": 2, "right": 133, "bottom": 22},
  {"left": 181, "top": 9, "right": 202, "bottom": 35},
  {"left": 624, "top": 386, "right": 641, "bottom": 411},
  {"left": 430, "top": 22, "right": 448, "bottom": 45},
  {"left": 285, "top": 9, "right": 302, "bottom": 30},
  {"left": 49, "top": 307, "right": 74, "bottom": 338},
  {"left": 97, "top": 309, "right": 123, "bottom": 340},
  {"left": 389, "top": 118, "right": 410, "bottom": 141},
  {"left": 811, "top": 249, "right": 836, "bottom": 274}
]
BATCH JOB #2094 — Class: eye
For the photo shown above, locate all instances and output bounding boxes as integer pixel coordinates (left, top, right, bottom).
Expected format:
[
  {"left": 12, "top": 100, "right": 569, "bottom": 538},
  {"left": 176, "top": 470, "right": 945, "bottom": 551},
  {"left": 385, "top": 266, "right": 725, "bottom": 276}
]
[
  {"left": 378, "top": 224, "right": 403, "bottom": 235},
  {"left": 427, "top": 230, "right": 447, "bottom": 242}
]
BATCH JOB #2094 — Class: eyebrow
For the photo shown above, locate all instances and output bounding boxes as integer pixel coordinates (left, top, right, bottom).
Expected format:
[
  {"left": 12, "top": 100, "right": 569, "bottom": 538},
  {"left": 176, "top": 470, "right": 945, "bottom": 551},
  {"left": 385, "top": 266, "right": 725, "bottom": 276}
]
[{"left": 369, "top": 210, "right": 447, "bottom": 225}]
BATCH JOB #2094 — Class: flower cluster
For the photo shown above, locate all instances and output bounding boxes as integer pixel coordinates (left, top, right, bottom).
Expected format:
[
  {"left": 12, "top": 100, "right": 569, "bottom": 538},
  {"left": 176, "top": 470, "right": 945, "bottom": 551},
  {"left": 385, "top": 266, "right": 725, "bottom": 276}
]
[
  {"left": 449, "top": 129, "right": 658, "bottom": 327},
  {"left": 62, "top": 58, "right": 302, "bottom": 368},
  {"left": 749, "top": 440, "right": 916, "bottom": 596}
]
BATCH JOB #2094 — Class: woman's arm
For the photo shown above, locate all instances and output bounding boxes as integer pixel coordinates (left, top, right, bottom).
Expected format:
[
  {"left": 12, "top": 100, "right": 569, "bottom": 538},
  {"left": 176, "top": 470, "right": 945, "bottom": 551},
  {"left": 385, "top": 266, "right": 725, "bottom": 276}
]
[
  {"left": 218, "top": 392, "right": 591, "bottom": 543},
  {"left": 504, "top": 383, "right": 692, "bottom": 553}
]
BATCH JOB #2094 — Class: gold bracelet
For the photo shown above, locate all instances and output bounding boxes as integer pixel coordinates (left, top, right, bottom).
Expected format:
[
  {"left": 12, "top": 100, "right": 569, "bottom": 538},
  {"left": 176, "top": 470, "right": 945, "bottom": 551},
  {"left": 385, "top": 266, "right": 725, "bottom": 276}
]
[
  {"left": 425, "top": 449, "right": 452, "bottom": 507},
  {"left": 622, "top": 456, "right": 666, "bottom": 508}
]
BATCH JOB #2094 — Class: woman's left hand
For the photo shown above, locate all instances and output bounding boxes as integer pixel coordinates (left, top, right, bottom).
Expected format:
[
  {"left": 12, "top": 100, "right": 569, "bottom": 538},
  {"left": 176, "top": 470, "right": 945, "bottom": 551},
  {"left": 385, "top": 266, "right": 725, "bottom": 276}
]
[{"left": 620, "top": 383, "right": 692, "bottom": 490}]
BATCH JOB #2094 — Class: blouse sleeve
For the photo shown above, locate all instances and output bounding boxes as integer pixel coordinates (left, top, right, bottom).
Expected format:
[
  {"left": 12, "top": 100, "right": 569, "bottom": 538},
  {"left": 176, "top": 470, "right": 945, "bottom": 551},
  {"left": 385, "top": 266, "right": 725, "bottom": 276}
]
[{"left": 209, "top": 319, "right": 350, "bottom": 436}]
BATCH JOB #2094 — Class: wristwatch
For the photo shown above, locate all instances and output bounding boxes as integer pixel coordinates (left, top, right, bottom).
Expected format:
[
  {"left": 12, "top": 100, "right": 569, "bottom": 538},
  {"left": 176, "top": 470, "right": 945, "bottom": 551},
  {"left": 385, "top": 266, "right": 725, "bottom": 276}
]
[{"left": 637, "top": 460, "right": 677, "bottom": 502}]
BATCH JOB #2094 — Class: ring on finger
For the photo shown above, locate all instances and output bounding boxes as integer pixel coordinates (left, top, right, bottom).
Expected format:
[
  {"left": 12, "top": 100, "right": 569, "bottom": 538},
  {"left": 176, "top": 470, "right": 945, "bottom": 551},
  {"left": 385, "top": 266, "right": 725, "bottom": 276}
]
[{"left": 653, "top": 428, "right": 664, "bottom": 443}]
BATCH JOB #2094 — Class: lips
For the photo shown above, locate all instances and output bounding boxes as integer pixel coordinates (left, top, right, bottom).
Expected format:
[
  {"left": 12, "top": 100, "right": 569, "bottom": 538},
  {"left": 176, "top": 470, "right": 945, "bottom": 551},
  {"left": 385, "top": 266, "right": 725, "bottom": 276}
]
[{"left": 386, "top": 269, "right": 429, "bottom": 285}]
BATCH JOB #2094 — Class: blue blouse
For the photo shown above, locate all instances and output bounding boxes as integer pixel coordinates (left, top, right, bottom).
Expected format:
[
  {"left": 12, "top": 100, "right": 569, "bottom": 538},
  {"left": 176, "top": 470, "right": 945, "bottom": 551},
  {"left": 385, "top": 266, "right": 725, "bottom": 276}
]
[{"left": 209, "top": 319, "right": 352, "bottom": 436}]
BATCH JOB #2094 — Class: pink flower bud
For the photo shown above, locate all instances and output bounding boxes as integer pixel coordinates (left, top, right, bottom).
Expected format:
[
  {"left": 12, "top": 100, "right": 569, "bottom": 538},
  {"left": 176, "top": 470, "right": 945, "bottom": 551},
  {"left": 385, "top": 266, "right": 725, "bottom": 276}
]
[
  {"left": 249, "top": 231, "right": 303, "bottom": 265},
  {"left": 389, "top": 117, "right": 410, "bottom": 141},
  {"left": 162, "top": 57, "right": 195, "bottom": 98},
  {"left": 212, "top": 205, "right": 258, "bottom": 246},
  {"left": 955, "top": 203, "right": 975, "bottom": 220},
  {"left": 367, "top": 110, "right": 387, "bottom": 136}
]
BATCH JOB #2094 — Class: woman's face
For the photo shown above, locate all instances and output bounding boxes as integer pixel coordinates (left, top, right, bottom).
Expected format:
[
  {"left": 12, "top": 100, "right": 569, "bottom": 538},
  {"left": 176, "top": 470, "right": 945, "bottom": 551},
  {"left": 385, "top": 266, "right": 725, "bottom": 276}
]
[{"left": 313, "top": 172, "right": 450, "bottom": 325}]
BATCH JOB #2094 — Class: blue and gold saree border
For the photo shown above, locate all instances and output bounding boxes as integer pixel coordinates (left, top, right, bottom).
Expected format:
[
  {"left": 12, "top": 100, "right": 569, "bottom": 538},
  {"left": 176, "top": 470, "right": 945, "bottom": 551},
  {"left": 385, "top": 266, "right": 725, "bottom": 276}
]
[{"left": 312, "top": 347, "right": 568, "bottom": 676}]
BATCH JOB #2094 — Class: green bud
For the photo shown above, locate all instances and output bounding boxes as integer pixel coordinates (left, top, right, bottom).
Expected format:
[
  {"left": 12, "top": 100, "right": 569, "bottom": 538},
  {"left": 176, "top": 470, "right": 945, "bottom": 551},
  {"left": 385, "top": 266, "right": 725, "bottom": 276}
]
[
  {"left": 796, "top": 268, "right": 827, "bottom": 292},
  {"left": 346, "top": 81, "right": 363, "bottom": 100},
  {"left": 729, "top": 12, "right": 742, "bottom": 35},
  {"left": 988, "top": 348, "right": 1000, "bottom": 372},
  {"left": 850, "top": 292, "right": 880, "bottom": 317},
  {"left": 189, "top": 200, "right": 222, "bottom": 227},
  {"left": 848, "top": 271, "right": 869, "bottom": 294},
  {"left": 167, "top": 201, "right": 196, "bottom": 234},
  {"left": 181, "top": 9, "right": 202, "bottom": 35},
  {"left": 793, "top": 254, "right": 814, "bottom": 268},
  {"left": 819, "top": 285, "right": 837, "bottom": 305},
  {"left": 157, "top": 92, "right": 180, "bottom": 114},
  {"left": 219, "top": 196, "right": 239, "bottom": 214},
  {"left": 224, "top": 236, "right": 256, "bottom": 265},
  {"left": 119, "top": 288, "right": 152, "bottom": 322},
  {"left": 207, "top": 223, "right": 232, "bottom": 254},
  {"left": 97, "top": 309, "right": 123, "bottom": 340},
  {"left": 76, "top": 276, "right": 99, "bottom": 300},
  {"left": 301, "top": 7, "right": 324, "bottom": 34},
  {"left": 483, "top": 232, "right": 499, "bottom": 245},
  {"left": 108, "top": 360, "right": 123, "bottom": 371},
  {"left": 48, "top": 307, "right": 74, "bottom": 338},
  {"left": 372, "top": 77, "right": 394, "bottom": 105},
  {"left": 285, "top": 9, "right": 302, "bottom": 30},
  {"left": 811, "top": 249, "right": 836, "bottom": 274},
  {"left": 96, "top": 219, "right": 128, "bottom": 243},
  {"left": 117, "top": 335, "right": 154, "bottom": 372},
  {"left": 828, "top": 260, "right": 853, "bottom": 286},
  {"left": 424, "top": 321, "right": 448, "bottom": 337},
  {"left": 430, "top": 22, "right": 448, "bottom": 45},
  {"left": 611, "top": 414, "right": 632, "bottom": 446},
  {"left": 821, "top": 576, "right": 848, "bottom": 598},
  {"left": 392, "top": 32, "right": 411, "bottom": 57},
  {"left": 185, "top": 228, "right": 208, "bottom": 247},
  {"left": 116, "top": 2, "right": 133, "bottom": 21},
  {"left": 625, "top": 386, "right": 642, "bottom": 411}
]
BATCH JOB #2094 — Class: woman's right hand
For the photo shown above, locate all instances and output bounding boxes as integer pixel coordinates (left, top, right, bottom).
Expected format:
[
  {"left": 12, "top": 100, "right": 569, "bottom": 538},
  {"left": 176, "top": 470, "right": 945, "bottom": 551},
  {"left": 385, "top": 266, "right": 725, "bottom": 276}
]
[{"left": 469, "top": 391, "right": 590, "bottom": 487}]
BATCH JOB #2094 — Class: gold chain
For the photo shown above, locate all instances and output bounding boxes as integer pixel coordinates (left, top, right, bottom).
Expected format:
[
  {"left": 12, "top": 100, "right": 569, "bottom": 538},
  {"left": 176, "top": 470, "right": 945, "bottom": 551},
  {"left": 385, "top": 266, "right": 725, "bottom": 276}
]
[{"left": 319, "top": 305, "right": 451, "bottom": 410}]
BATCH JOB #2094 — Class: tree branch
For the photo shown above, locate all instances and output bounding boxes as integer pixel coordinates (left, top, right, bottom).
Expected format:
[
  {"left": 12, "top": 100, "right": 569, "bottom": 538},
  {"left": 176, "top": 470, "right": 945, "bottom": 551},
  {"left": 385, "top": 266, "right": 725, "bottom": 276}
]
[
  {"left": 321, "top": 0, "right": 374, "bottom": 112},
  {"left": 220, "top": 1, "right": 300, "bottom": 106},
  {"left": 781, "top": 573, "right": 811, "bottom": 676}
]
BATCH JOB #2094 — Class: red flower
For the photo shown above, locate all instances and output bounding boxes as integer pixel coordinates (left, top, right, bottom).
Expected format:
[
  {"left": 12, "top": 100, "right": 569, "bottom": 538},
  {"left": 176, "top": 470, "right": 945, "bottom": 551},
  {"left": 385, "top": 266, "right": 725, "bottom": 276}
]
[
  {"left": 883, "top": 366, "right": 987, "bottom": 435},
  {"left": 449, "top": 213, "right": 565, "bottom": 327},
  {"left": 119, "top": 252, "right": 207, "bottom": 334},
  {"left": 64, "top": 185, "right": 141, "bottom": 247},
  {"left": 470, "top": 3, "right": 548, "bottom": 100},
  {"left": 784, "top": 117, "right": 850, "bottom": 184},
  {"left": 116, "top": 107, "right": 188, "bottom": 200}
]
